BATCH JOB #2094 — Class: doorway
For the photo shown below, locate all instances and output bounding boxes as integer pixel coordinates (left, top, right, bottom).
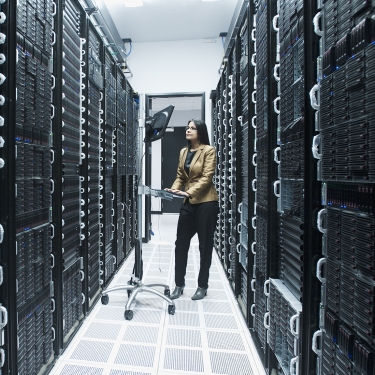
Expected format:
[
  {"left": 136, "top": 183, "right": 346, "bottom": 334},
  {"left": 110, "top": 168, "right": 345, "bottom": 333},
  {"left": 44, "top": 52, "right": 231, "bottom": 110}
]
[{"left": 145, "top": 92, "right": 205, "bottom": 214}]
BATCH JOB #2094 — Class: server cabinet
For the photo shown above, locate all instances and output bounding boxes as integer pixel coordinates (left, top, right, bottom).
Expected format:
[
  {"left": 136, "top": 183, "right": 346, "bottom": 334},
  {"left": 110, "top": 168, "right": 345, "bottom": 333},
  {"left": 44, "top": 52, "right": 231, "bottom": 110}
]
[
  {"left": 311, "top": 1, "right": 375, "bottom": 375},
  {"left": 0, "top": 0, "right": 138, "bottom": 372},
  {"left": 52, "top": 0, "right": 86, "bottom": 353},
  {"left": 81, "top": 20, "right": 103, "bottom": 311},
  {"left": 100, "top": 49, "right": 116, "bottom": 283},
  {"left": 213, "top": 0, "right": 321, "bottom": 373},
  {"left": 250, "top": 0, "right": 279, "bottom": 368},
  {"left": 13, "top": 0, "right": 55, "bottom": 372}
]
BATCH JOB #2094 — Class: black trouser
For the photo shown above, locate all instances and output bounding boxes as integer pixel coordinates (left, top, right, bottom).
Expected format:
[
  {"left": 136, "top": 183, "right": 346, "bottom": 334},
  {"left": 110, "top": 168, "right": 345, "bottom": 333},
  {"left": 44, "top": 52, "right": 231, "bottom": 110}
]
[{"left": 174, "top": 200, "right": 219, "bottom": 289}]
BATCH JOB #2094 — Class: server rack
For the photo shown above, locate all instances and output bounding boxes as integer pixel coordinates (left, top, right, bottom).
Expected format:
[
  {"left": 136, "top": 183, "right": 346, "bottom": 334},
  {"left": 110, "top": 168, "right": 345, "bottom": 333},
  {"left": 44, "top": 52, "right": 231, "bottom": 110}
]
[
  {"left": 52, "top": 0, "right": 86, "bottom": 353},
  {"left": 213, "top": 0, "right": 321, "bottom": 374},
  {"left": 100, "top": 48, "right": 116, "bottom": 283},
  {"left": 0, "top": 0, "right": 139, "bottom": 372},
  {"left": 81, "top": 20, "right": 103, "bottom": 311},
  {"left": 15, "top": 0, "right": 55, "bottom": 372},
  {"left": 311, "top": 1, "right": 375, "bottom": 375}
]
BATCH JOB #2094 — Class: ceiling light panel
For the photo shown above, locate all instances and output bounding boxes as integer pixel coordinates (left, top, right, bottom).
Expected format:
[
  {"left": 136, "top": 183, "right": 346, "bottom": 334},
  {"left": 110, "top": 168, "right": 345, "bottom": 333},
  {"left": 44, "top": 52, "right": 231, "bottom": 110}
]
[{"left": 124, "top": 0, "right": 143, "bottom": 7}]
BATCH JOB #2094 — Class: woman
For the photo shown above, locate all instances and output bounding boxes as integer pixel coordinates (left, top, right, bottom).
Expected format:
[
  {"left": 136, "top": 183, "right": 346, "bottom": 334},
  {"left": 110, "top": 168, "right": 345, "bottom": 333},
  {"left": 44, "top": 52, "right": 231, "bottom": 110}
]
[{"left": 165, "top": 119, "right": 219, "bottom": 300}]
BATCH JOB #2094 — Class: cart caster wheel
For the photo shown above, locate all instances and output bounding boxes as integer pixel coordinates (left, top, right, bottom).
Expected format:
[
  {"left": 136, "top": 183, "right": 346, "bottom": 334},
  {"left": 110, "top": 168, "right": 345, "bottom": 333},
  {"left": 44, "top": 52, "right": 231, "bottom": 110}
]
[
  {"left": 164, "top": 288, "right": 170, "bottom": 297},
  {"left": 168, "top": 305, "right": 175, "bottom": 315},
  {"left": 101, "top": 294, "right": 109, "bottom": 305},
  {"left": 124, "top": 310, "right": 133, "bottom": 320}
]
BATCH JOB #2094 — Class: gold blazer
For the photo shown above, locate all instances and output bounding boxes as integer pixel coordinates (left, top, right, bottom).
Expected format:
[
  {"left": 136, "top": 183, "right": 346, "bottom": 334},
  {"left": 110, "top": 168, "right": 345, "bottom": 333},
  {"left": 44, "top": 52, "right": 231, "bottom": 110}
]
[{"left": 170, "top": 144, "right": 219, "bottom": 204}]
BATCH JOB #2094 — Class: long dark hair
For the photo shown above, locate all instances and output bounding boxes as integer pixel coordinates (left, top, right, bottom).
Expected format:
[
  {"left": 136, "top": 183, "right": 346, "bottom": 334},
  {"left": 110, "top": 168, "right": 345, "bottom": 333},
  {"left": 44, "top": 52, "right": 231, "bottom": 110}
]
[{"left": 187, "top": 119, "right": 210, "bottom": 147}]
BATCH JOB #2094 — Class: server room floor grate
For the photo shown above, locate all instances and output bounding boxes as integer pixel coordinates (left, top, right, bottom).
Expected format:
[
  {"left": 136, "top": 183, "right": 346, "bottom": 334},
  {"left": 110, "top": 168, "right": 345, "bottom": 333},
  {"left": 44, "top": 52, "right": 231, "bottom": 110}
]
[{"left": 48, "top": 215, "right": 265, "bottom": 375}]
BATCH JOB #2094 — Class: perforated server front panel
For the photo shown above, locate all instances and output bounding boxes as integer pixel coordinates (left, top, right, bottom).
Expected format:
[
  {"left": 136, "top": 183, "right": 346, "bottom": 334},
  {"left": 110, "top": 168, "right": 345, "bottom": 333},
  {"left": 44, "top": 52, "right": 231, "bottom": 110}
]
[{"left": 312, "top": 1, "right": 375, "bottom": 375}]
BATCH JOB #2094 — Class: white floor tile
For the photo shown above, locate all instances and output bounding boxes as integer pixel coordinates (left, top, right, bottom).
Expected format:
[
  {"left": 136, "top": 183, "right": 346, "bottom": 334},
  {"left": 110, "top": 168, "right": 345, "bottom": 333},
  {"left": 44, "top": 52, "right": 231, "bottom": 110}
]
[{"left": 48, "top": 214, "right": 265, "bottom": 375}]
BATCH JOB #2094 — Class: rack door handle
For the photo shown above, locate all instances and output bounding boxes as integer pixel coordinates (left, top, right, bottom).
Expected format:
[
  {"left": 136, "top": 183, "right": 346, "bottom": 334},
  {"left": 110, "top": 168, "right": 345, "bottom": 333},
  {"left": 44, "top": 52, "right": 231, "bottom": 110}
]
[
  {"left": 251, "top": 241, "right": 256, "bottom": 255},
  {"left": 313, "top": 11, "right": 324, "bottom": 36},
  {"left": 238, "top": 202, "right": 242, "bottom": 213},
  {"left": 272, "top": 14, "right": 279, "bottom": 32},
  {"left": 251, "top": 53, "right": 256, "bottom": 66},
  {"left": 309, "top": 83, "right": 320, "bottom": 110},
  {"left": 252, "top": 217, "right": 256, "bottom": 229},
  {"left": 50, "top": 224, "right": 55, "bottom": 239},
  {"left": 237, "top": 223, "right": 242, "bottom": 234},
  {"left": 274, "top": 147, "right": 281, "bottom": 164},
  {"left": 273, "top": 180, "right": 281, "bottom": 198},
  {"left": 51, "top": 253, "right": 55, "bottom": 268},
  {"left": 250, "top": 304, "right": 255, "bottom": 316},
  {"left": 290, "top": 314, "right": 300, "bottom": 336},
  {"left": 251, "top": 91, "right": 256, "bottom": 104},
  {"left": 251, "top": 29, "right": 256, "bottom": 41},
  {"left": 0, "top": 306, "right": 8, "bottom": 329},
  {"left": 51, "top": 31, "right": 56, "bottom": 46},
  {"left": 273, "top": 97, "right": 280, "bottom": 114},
  {"left": 317, "top": 208, "right": 327, "bottom": 234},
  {"left": 236, "top": 243, "right": 241, "bottom": 254},
  {"left": 251, "top": 279, "right": 256, "bottom": 292},
  {"left": 0, "top": 348, "right": 4, "bottom": 368},
  {"left": 252, "top": 153, "right": 257, "bottom": 166},
  {"left": 251, "top": 116, "right": 257, "bottom": 129},
  {"left": 290, "top": 356, "right": 299, "bottom": 375},
  {"left": 252, "top": 179, "right": 257, "bottom": 192},
  {"left": 312, "top": 330, "right": 322, "bottom": 356},
  {"left": 264, "top": 279, "right": 270, "bottom": 297},
  {"left": 51, "top": 327, "right": 56, "bottom": 342},
  {"left": 273, "top": 63, "right": 280, "bottom": 82},
  {"left": 316, "top": 257, "right": 326, "bottom": 283},
  {"left": 263, "top": 312, "right": 270, "bottom": 329},
  {"left": 312, "top": 134, "right": 322, "bottom": 159}
]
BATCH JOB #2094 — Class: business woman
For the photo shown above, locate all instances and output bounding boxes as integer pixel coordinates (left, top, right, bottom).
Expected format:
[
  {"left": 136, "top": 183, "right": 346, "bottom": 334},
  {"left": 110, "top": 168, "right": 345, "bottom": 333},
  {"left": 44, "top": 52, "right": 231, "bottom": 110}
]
[{"left": 165, "top": 119, "right": 219, "bottom": 300}]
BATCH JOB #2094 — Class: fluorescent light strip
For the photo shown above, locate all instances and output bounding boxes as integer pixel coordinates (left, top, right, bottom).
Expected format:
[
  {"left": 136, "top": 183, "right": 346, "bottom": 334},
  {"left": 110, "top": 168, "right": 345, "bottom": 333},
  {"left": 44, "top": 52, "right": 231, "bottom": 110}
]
[{"left": 124, "top": 0, "right": 143, "bottom": 7}]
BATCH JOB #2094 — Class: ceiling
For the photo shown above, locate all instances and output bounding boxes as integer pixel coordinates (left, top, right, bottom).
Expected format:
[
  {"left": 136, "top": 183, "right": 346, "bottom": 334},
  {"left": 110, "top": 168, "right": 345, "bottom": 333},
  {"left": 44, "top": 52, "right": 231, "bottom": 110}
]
[
  {"left": 104, "top": 0, "right": 239, "bottom": 43},
  {"left": 150, "top": 96, "right": 203, "bottom": 111}
]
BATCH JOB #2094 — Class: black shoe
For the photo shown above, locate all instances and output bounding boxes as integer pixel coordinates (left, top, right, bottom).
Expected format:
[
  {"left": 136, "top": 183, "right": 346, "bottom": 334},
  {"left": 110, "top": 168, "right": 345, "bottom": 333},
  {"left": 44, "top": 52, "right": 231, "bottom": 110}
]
[
  {"left": 191, "top": 287, "right": 208, "bottom": 300},
  {"left": 169, "top": 286, "right": 185, "bottom": 300}
]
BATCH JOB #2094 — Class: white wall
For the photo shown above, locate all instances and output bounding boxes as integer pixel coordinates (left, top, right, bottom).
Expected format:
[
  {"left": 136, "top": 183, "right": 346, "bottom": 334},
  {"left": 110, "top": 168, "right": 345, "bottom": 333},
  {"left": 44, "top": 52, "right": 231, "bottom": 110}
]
[{"left": 127, "top": 38, "right": 224, "bottom": 132}]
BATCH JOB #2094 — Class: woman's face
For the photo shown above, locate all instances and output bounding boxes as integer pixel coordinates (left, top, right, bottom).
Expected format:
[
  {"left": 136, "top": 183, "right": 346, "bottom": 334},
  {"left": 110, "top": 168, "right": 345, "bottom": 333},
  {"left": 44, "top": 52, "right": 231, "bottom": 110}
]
[{"left": 186, "top": 121, "right": 198, "bottom": 142}]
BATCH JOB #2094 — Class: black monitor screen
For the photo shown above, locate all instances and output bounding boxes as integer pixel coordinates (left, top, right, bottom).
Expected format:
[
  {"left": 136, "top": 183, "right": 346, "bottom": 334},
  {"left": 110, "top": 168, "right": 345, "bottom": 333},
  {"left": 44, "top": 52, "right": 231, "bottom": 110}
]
[{"left": 144, "top": 105, "right": 174, "bottom": 143}]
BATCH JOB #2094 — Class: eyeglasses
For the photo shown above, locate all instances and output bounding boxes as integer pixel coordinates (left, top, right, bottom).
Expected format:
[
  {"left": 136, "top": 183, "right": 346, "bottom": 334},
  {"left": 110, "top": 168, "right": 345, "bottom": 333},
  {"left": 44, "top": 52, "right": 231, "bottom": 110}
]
[{"left": 185, "top": 126, "right": 197, "bottom": 131}]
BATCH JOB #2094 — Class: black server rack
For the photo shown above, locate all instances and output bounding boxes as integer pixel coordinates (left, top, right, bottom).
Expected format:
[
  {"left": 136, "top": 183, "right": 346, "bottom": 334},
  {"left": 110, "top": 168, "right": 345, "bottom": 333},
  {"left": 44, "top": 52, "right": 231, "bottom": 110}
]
[
  {"left": 0, "top": 0, "right": 139, "bottom": 372},
  {"left": 14, "top": 0, "right": 55, "bottom": 373},
  {"left": 100, "top": 49, "right": 116, "bottom": 283},
  {"left": 311, "top": 1, "right": 375, "bottom": 375},
  {"left": 81, "top": 21, "right": 103, "bottom": 311},
  {"left": 212, "top": 0, "right": 321, "bottom": 374},
  {"left": 115, "top": 66, "right": 126, "bottom": 267},
  {"left": 52, "top": 0, "right": 85, "bottom": 353}
]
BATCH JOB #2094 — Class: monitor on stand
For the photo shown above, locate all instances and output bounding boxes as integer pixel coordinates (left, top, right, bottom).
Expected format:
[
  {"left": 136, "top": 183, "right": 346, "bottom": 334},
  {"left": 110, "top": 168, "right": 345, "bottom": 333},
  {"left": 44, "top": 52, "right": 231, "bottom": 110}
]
[{"left": 101, "top": 104, "right": 179, "bottom": 321}]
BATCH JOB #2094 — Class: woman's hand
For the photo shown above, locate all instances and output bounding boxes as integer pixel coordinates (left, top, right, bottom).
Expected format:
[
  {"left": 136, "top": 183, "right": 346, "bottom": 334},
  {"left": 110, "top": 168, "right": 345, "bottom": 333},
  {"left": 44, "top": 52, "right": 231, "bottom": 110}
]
[{"left": 164, "top": 188, "right": 190, "bottom": 197}]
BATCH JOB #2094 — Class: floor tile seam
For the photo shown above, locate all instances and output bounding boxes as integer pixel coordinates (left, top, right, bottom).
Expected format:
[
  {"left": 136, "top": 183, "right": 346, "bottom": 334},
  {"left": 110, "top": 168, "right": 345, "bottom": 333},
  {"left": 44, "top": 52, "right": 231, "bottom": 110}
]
[
  {"left": 77, "top": 337, "right": 160, "bottom": 347},
  {"left": 90, "top": 320, "right": 165, "bottom": 326},
  {"left": 210, "top": 253, "right": 267, "bottom": 375},
  {"left": 104, "top": 323, "right": 129, "bottom": 366},
  {"left": 166, "top": 324, "right": 242, "bottom": 332},
  {"left": 58, "top": 358, "right": 158, "bottom": 371},
  {"left": 94, "top": 305, "right": 165, "bottom": 311},
  {"left": 162, "top": 344, "right": 249, "bottom": 354}
]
